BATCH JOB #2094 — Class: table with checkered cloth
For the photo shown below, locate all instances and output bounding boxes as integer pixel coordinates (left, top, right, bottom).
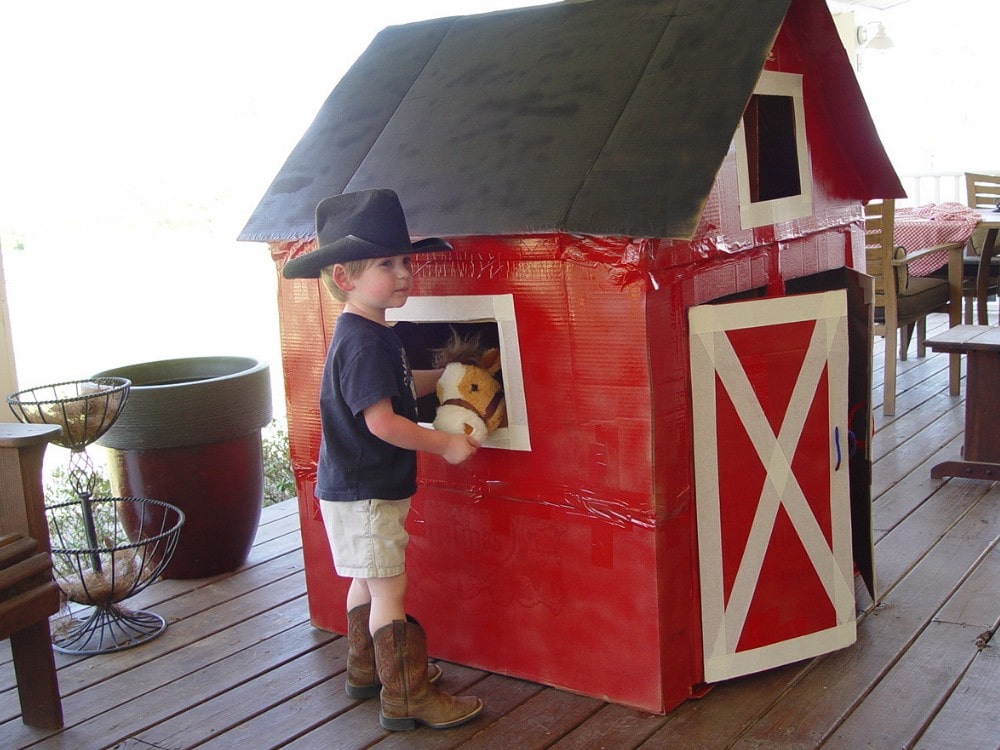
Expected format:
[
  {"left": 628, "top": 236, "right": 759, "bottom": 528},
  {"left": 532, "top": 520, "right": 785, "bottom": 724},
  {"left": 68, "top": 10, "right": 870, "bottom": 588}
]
[{"left": 893, "top": 202, "right": 981, "bottom": 276}]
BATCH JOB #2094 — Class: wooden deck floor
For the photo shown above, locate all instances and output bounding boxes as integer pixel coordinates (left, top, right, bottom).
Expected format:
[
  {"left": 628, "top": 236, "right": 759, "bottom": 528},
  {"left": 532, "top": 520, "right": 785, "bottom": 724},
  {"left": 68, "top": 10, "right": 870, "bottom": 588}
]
[{"left": 3, "top": 312, "right": 998, "bottom": 750}]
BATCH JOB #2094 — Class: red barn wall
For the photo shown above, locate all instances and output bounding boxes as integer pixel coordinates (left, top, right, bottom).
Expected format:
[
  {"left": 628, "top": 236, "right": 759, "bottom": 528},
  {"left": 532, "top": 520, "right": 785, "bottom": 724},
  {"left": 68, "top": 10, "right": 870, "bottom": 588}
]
[
  {"left": 273, "top": 210, "right": 857, "bottom": 714},
  {"left": 276, "top": 232, "right": 680, "bottom": 709}
]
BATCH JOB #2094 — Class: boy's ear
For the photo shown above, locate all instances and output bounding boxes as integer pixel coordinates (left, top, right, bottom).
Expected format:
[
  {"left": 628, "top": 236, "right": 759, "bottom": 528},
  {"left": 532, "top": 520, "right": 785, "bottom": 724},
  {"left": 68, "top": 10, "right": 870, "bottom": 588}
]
[{"left": 331, "top": 264, "right": 354, "bottom": 292}]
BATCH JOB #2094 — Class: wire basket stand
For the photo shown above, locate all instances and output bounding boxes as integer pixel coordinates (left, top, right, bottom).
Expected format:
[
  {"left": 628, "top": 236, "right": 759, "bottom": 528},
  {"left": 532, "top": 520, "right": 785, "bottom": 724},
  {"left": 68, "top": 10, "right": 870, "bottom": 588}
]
[
  {"left": 45, "top": 496, "right": 184, "bottom": 653},
  {"left": 6, "top": 378, "right": 186, "bottom": 654}
]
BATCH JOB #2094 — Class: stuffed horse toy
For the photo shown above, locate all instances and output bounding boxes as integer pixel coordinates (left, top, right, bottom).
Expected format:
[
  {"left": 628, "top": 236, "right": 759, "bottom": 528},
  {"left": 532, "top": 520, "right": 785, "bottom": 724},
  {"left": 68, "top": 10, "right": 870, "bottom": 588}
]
[{"left": 432, "top": 335, "right": 506, "bottom": 442}]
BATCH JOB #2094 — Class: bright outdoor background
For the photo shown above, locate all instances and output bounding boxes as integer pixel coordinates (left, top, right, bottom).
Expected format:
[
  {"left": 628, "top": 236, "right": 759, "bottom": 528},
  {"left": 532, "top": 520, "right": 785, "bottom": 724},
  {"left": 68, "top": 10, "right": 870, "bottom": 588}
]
[
  {"left": 1, "top": 0, "right": 997, "bottom": 427},
  {"left": 845, "top": 0, "right": 1000, "bottom": 177},
  {"left": 0, "top": 0, "right": 558, "bottom": 423}
]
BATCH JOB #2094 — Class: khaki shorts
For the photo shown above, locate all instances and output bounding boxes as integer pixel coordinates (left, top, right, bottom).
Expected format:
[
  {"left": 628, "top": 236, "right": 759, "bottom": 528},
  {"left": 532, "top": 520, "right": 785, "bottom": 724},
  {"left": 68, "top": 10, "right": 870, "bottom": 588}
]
[{"left": 320, "top": 498, "right": 410, "bottom": 579}]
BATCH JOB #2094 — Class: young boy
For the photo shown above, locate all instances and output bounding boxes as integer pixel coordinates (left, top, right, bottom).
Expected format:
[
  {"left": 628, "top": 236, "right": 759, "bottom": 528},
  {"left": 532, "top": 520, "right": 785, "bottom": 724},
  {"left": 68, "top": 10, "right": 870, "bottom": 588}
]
[{"left": 282, "top": 188, "right": 483, "bottom": 731}]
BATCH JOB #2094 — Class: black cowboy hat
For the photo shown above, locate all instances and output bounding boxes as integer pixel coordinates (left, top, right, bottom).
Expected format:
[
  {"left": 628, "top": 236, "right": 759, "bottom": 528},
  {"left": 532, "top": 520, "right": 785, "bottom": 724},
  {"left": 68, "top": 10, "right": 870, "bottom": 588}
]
[{"left": 282, "top": 188, "right": 452, "bottom": 279}]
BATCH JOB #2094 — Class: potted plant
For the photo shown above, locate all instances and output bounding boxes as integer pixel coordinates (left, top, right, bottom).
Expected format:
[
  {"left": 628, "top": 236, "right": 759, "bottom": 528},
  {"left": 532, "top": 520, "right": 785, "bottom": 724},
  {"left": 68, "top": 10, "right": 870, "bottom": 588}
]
[{"left": 94, "top": 356, "right": 271, "bottom": 578}]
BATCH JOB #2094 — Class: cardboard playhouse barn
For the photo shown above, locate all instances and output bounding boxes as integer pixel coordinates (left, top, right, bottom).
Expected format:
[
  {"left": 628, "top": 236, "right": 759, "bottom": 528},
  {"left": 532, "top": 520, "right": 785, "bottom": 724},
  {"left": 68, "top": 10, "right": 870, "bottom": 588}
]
[{"left": 240, "top": 0, "right": 904, "bottom": 714}]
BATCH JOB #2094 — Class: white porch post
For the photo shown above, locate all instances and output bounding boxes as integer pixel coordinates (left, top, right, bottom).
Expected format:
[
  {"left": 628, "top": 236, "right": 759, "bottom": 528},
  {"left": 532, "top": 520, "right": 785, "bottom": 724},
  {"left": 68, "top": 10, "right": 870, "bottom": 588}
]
[{"left": 0, "top": 240, "right": 18, "bottom": 421}]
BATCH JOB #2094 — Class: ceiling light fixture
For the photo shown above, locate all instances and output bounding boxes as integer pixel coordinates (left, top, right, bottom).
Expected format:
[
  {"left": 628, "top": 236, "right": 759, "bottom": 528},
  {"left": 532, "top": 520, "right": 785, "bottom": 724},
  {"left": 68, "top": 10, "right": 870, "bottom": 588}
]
[{"left": 856, "top": 22, "right": 894, "bottom": 50}]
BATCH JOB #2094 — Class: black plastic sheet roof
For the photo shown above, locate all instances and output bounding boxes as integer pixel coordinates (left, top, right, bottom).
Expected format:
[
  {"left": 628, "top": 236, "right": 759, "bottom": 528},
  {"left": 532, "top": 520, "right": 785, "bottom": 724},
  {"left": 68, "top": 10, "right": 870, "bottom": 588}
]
[{"left": 239, "top": 0, "right": 893, "bottom": 243}]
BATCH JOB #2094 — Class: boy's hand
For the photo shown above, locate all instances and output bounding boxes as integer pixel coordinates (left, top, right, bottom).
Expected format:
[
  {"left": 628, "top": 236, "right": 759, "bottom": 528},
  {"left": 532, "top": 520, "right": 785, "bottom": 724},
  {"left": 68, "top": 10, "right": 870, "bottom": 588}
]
[
  {"left": 363, "top": 398, "right": 480, "bottom": 463},
  {"left": 443, "top": 433, "right": 480, "bottom": 464}
]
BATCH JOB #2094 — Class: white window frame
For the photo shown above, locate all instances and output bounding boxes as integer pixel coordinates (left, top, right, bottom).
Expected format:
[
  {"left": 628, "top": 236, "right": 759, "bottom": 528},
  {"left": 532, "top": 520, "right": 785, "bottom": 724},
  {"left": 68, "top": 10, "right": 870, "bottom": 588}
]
[
  {"left": 735, "top": 71, "right": 813, "bottom": 229},
  {"left": 387, "top": 293, "right": 531, "bottom": 451}
]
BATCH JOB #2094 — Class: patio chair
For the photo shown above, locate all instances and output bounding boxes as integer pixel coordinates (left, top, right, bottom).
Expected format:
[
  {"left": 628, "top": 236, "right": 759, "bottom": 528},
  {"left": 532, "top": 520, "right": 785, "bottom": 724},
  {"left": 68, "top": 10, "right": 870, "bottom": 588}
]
[
  {"left": 0, "top": 423, "right": 64, "bottom": 729},
  {"left": 962, "top": 172, "right": 1000, "bottom": 323},
  {"left": 865, "top": 199, "right": 958, "bottom": 416}
]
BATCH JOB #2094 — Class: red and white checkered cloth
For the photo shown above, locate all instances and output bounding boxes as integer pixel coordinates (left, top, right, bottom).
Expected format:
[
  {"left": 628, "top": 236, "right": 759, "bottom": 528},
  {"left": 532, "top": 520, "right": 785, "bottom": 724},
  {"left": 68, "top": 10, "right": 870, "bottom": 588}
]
[{"left": 893, "top": 202, "right": 982, "bottom": 276}]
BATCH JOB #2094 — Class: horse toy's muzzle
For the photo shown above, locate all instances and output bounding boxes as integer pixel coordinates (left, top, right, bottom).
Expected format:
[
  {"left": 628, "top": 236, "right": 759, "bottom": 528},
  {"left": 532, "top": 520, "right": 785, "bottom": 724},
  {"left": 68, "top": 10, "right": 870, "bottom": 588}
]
[{"left": 434, "top": 359, "right": 506, "bottom": 441}]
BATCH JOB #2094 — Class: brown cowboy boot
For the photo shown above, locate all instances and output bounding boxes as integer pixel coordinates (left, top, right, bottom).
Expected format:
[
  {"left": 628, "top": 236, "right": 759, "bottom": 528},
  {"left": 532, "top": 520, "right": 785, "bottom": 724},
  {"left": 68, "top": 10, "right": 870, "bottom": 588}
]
[
  {"left": 345, "top": 605, "right": 441, "bottom": 699},
  {"left": 374, "top": 618, "right": 483, "bottom": 730}
]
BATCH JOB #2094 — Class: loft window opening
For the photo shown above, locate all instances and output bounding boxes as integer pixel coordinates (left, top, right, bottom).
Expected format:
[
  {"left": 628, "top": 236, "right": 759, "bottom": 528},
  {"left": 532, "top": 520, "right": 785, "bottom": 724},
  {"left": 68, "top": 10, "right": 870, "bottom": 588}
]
[
  {"left": 744, "top": 94, "right": 801, "bottom": 203},
  {"left": 735, "top": 71, "right": 812, "bottom": 229}
]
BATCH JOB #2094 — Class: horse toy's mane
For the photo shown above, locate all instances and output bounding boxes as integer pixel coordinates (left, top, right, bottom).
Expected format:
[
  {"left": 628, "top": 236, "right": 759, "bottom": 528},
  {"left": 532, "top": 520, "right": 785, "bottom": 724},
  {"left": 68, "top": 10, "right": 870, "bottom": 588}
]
[
  {"left": 431, "top": 335, "right": 491, "bottom": 369},
  {"left": 432, "top": 333, "right": 506, "bottom": 441}
]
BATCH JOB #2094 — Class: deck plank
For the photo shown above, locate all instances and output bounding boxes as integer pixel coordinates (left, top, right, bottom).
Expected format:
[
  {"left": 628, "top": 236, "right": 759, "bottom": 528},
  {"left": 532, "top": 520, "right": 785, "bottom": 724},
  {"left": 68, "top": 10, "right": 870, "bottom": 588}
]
[
  {"left": 870, "top": 401, "right": 964, "bottom": 499},
  {"left": 873, "top": 480, "right": 992, "bottom": 599},
  {"left": 455, "top": 686, "right": 603, "bottom": 750},
  {"left": 213, "top": 669, "right": 358, "bottom": 749},
  {"left": 824, "top": 539, "right": 1000, "bottom": 749},
  {"left": 41, "top": 561, "right": 305, "bottom": 701},
  {"left": 639, "top": 484, "right": 997, "bottom": 749},
  {"left": 636, "top": 662, "right": 810, "bottom": 749},
  {"left": 913, "top": 542, "right": 1000, "bottom": 750},
  {"left": 914, "top": 645, "right": 1000, "bottom": 750},
  {"left": 281, "top": 664, "right": 495, "bottom": 750},
  {"left": 933, "top": 540, "right": 1000, "bottom": 632},
  {"left": 10, "top": 599, "right": 322, "bottom": 749},
  {"left": 870, "top": 432, "right": 965, "bottom": 541},
  {"left": 822, "top": 620, "right": 987, "bottom": 749},
  {"left": 547, "top": 702, "right": 670, "bottom": 749},
  {"left": 0, "top": 550, "right": 306, "bottom": 728},
  {"left": 129, "top": 636, "right": 349, "bottom": 749}
]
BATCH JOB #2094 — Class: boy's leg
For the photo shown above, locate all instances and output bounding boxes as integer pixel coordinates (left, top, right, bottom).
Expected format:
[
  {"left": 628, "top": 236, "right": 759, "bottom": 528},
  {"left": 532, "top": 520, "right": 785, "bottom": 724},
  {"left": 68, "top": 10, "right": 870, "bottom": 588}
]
[
  {"left": 366, "top": 573, "right": 407, "bottom": 635},
  {"left": 344, "top": 574, "right": 405, "bottom": 700},
  {"left": 346, "top": 578, "right": 371, "bottom": 610},
  {"left": 364, "top": 557, "right": 481, "bottom": 731},
  {"left": 346, "top": 573, "right": 439, "bottom": 699}
]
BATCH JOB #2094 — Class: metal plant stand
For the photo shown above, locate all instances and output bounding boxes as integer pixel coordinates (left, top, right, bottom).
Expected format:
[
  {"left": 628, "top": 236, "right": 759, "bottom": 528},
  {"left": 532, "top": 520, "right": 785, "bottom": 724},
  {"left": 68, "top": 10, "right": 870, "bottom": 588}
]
[{"left": 6, "top": 378, "right": 185, "bottom": 654}]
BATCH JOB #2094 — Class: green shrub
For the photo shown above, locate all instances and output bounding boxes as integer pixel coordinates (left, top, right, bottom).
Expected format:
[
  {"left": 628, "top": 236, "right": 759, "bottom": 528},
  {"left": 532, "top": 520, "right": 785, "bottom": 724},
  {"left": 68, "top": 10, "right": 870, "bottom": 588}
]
[
  {"left": 262, "top": 418, "right": 296, "bottom": 507},
  {"left": 44, "top": 464, "right": 118, "bottom": 550},
  {"left": 44, "top": 462, "right": 113, "bottom": 505}
]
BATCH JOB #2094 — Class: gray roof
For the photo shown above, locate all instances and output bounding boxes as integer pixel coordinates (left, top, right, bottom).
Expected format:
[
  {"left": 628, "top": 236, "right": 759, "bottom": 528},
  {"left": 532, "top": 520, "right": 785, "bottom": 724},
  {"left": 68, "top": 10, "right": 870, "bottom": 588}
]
[{"left": 240, "top": 0, "right": 897, "bottom": 243}]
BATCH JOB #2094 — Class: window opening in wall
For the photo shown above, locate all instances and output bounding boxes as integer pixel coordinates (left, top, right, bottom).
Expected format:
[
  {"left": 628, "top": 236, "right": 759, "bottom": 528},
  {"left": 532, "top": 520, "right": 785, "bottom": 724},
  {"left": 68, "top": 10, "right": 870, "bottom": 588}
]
[
  {"left": 387, "top": 294, "right": 530, "bottom": 451},
  {"left": 744, "top": 94, "right": 801, "bottom": 203},
  {"left": 395, "top": 320, "right": 501, "bottom": 424},
  {"left": 735, "top": 71, "right": 812, "bottom": 229}
]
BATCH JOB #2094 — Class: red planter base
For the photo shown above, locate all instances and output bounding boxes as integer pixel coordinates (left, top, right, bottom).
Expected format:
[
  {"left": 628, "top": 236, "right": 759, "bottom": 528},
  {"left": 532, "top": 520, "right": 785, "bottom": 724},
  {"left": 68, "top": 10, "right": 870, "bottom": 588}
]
[{"left": 110, "top": 433, "right": 264, "bottom": 579}]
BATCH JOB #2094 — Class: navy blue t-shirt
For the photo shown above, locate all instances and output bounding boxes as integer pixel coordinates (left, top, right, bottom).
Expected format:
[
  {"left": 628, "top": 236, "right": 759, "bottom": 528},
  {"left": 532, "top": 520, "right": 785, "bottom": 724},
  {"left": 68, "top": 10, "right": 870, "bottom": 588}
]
[{"left": 314, "top": 312, "right": 418, "bottom": 502}]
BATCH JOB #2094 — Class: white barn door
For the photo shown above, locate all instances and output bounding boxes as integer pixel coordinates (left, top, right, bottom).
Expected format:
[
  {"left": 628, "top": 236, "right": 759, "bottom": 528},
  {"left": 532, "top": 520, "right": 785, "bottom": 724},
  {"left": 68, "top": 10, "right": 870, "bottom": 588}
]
[{"left": 689, "top": 290, "right": 856, "bottom": 683}]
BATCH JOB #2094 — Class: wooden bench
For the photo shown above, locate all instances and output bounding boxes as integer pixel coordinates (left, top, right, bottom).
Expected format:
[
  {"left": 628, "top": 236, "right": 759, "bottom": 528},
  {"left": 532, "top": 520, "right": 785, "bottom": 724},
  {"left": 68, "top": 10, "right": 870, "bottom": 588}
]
[
  {"left": 926, "top": 325, "right": 1000, "bottom": 480},
  {"left": 0, "top": 423, "right": 63, "bottom": 729}
]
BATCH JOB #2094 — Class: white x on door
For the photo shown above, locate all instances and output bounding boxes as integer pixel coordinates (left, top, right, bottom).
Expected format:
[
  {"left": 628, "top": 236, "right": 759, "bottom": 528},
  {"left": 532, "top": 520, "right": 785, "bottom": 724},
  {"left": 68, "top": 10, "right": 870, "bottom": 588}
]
[{"left": 689, "top": 290, "right": 856, "bottom": 683}]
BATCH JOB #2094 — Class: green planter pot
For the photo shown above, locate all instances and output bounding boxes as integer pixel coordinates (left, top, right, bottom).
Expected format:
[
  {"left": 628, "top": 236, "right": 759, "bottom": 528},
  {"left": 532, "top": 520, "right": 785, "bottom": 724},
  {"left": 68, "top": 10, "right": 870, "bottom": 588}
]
[{"left": 94, "top": 356, "right": 272, "bottom": 579}]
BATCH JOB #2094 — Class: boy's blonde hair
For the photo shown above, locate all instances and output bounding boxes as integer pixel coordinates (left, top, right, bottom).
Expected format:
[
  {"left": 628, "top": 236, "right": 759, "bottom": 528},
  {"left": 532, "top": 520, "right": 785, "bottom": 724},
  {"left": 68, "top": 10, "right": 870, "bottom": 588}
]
[{"left": 319, "top": 258, "right": 378, "bottom": 302}]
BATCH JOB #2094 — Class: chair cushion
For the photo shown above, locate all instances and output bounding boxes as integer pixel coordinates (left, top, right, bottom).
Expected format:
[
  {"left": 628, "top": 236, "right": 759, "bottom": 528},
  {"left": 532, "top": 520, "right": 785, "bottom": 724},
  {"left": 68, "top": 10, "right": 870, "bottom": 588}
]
[{"left": 897, "top": 276, "right": 949, "bottom": 318}]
